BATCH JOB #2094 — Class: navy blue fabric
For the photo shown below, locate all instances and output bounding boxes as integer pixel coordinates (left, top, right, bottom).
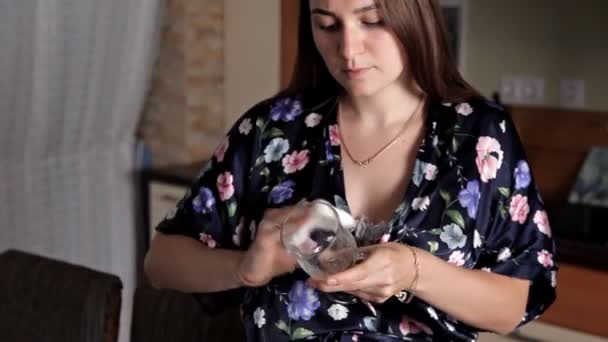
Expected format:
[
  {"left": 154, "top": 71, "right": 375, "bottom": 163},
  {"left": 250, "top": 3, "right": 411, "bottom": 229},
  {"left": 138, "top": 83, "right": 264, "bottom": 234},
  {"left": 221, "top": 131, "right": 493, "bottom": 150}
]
[{"left": 157, "top": 94, "right": 557, "bottom": 341}]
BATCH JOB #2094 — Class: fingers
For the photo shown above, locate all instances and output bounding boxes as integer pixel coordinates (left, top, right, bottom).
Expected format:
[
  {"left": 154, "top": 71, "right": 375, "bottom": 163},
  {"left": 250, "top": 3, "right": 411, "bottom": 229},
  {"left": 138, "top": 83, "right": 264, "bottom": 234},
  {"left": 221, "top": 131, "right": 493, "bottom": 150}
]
[
  {"left": 306, "top": 278, "right": 394, "bottom": 304},
  {"left": 320, "top": 247, "right": 379, "bottom": 288},
  {"left": 263, "top": 208, "right": 286, "bottom": 222},
  {"left": 349, "top": 289, "right": 393, "bottom": 304},
  {"left": 311, "top": 259, "right": 377, "bottom": 292},
  {"left": 258, "top": 209, "right": 291, "bottom": 242},
  {"left": 258, "top": 202, "right": 311, "bottom": 243},
  {"left": 260, "top": 209, "right": 286, "bottom": 230},
  {"left": 307, "top": 245, "right": 405, "bottom": 302},
  {"left": 261, "top": 203, "right": 304, "bottom": 231}
]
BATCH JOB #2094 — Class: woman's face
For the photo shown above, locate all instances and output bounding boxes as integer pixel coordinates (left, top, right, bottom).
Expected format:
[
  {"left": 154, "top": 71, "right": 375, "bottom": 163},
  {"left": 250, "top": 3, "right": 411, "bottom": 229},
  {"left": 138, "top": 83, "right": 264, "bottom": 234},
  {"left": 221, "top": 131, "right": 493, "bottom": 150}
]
[{"left": 309, "top": 0, "right": 408, "bottom": 97}]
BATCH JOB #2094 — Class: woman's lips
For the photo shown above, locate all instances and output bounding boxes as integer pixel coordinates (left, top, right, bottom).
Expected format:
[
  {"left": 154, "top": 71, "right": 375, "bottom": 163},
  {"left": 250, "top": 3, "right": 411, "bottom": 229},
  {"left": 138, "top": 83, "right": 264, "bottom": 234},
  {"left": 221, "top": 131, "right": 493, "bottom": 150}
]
[{"left": 344, "top": 67, "right": 371, "bottom": 79}]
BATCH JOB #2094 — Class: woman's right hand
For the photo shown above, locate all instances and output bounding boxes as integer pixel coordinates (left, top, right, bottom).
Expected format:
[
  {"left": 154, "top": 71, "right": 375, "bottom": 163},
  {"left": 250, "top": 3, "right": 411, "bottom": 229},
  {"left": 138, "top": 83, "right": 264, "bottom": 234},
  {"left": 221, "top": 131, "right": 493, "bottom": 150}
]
[{"left": 236, "top": 207, "right": 298, "bottom": 287}]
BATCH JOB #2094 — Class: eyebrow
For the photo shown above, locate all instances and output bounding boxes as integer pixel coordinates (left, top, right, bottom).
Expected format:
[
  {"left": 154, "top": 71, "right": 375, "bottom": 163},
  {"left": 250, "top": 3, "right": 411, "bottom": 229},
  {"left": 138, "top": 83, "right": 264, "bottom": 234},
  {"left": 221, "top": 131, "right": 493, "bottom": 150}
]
[{"left": 310, "top": 4, "right": 378, "bottom": 17}]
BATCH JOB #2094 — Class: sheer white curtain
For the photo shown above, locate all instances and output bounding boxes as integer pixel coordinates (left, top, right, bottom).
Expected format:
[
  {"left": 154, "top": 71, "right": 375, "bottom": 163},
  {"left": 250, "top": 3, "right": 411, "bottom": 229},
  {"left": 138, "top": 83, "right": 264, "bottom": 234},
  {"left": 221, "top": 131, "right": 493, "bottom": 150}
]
[{"left": 0, "top": 0, "right": 163, "bottom": 340}]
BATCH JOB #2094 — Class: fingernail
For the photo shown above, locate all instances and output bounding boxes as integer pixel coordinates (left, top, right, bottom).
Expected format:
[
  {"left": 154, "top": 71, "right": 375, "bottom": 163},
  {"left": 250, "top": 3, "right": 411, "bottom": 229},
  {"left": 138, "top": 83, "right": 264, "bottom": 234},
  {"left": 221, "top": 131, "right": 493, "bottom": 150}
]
[{"left": 327, "top": 278, "right": 337, "bottom": 285}]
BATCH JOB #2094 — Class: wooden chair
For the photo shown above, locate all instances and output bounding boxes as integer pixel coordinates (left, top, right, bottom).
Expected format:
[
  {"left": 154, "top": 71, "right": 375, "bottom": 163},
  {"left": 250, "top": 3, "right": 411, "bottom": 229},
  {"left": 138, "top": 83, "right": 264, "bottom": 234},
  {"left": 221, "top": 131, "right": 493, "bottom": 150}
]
[
  {"left": 131, "top": 286, "right": 243, "bottom": 342},
  {"left": 0, "top": 249, "right": 122, "bottom": 342}
]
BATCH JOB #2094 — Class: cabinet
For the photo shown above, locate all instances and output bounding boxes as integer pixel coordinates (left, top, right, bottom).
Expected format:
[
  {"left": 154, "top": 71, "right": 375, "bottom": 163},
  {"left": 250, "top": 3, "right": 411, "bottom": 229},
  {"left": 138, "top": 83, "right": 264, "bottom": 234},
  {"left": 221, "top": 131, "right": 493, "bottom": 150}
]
[
  {"left": 141, "top": 162, "right": 205, "bottom": 247},
  {"left": 147, "top": 182, "right": 188, "bottom": 242},
  {"left": 479, "top": 321, "right": 606, "bottom": 341}
]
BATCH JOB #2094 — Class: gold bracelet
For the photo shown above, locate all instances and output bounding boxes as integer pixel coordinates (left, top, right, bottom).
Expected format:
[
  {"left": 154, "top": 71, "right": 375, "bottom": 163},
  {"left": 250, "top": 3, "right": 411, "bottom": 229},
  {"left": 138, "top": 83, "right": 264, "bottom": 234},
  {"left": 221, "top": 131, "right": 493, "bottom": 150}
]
[{"left": 396, "top": 245, "right": 420, "bottom": 304}]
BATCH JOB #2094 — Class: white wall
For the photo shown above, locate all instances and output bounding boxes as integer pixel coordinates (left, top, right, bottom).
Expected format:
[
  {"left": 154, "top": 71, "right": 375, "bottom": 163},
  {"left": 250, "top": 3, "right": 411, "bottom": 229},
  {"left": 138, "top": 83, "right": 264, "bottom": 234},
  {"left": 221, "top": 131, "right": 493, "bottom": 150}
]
[
  {"left": 225, "top": 1, "right": 608, "bottom": 115},
  {"left": 465, "top": 0, "right": 608, "bottom": 111},
  {"left": 225, "top": 0, "right": 281, "bottom": 129}
]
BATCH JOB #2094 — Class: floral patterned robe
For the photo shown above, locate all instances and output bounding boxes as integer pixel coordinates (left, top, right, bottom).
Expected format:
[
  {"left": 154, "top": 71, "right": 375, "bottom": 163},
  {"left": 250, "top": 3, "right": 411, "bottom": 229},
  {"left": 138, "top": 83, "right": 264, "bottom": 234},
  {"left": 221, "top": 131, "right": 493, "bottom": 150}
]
[{"left": 157, "top": 93, "right": 557, "bottom": 341}]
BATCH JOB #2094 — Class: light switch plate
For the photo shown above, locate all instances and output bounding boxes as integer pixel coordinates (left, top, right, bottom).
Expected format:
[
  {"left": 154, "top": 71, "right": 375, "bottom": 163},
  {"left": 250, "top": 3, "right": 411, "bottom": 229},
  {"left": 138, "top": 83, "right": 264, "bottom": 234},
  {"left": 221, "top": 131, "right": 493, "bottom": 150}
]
[
  {"left": 500, "top": 76, "right": 545, "bottom": 105},
  {"left": 499, "top": 76, "right": 522, "bottom": 104},
  {"left": 521, "top": 77, "right": 545, "bottom": 105},
  {"left": 560, "top": 79, "right": 586, "bottom": 108}
]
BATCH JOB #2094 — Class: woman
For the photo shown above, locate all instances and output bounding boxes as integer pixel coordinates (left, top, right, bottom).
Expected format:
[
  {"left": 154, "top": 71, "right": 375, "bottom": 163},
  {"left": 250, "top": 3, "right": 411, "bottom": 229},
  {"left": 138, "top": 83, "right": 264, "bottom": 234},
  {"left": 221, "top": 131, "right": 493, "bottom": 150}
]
[{"left": 145, "top": 0, "right": 557, "bottom": 340}]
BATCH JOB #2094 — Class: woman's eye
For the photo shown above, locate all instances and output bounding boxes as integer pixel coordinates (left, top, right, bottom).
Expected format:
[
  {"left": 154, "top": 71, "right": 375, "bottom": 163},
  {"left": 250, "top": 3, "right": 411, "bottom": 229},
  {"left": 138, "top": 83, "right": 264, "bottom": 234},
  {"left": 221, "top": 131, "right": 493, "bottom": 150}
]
[
  {"left": 316, "top": 22, "right": 339, "bottom": 32},
  {"left": 362, "top": 20, "right": 384, "bottom": 27}
]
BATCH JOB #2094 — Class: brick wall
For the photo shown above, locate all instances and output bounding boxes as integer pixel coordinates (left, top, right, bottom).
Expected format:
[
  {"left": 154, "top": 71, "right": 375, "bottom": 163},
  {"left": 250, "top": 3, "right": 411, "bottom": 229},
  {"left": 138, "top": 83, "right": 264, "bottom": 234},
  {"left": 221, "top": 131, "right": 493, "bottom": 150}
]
[{"left": 140, "top": 0, "right": 225, "bottom": 166}]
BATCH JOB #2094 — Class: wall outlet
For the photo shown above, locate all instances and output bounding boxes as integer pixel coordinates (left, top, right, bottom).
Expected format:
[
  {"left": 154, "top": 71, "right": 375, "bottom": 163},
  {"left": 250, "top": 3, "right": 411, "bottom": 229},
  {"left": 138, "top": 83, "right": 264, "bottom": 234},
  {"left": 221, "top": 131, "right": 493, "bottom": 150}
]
[
  {"left": 499, "top": 76, "right": 545, "bottom": 105},
  {"left": 521, "top": 77, "right": 545, "bottom": 105},
  {"left": 560, "top": 79, "right": 585, "bottom": 108},
  {"left": 499, "top": 76, "right": 522, "bottom": 104}
]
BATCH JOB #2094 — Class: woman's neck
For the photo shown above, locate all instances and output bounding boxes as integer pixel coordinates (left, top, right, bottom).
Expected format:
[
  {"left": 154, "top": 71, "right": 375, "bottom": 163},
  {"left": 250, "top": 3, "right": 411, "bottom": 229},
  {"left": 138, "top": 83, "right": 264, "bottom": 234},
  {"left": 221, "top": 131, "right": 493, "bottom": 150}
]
[{"left": 340, "top": 85, "right": 425, "bottom": 128}]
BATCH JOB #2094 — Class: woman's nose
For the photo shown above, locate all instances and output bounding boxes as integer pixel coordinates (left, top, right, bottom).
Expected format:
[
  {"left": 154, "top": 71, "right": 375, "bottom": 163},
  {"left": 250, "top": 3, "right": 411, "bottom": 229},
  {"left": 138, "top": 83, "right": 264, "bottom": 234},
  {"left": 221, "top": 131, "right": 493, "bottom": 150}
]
[{"left": 339, "top": 25, "right": 364, "bottom": 61}]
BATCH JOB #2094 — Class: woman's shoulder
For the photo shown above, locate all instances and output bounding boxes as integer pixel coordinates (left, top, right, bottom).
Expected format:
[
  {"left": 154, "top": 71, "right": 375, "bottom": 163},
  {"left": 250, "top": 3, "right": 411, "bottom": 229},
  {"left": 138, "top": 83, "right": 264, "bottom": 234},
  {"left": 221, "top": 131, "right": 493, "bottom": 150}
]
[
  {"left": 450, "top": 96, "right": 507, "bottom": 120},
  {"left": 439, "top": 96, "right": 512, "bottom": 136},
  {"left": 237, "top": 91, "right": 334, "bottom": 121}
]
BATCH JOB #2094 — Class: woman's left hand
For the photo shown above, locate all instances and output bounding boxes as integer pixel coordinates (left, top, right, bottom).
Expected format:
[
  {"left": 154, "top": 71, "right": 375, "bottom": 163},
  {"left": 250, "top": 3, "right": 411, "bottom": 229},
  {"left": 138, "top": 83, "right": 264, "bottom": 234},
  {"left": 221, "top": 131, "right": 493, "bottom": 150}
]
[{"left": 307, "top": 242, "right": 418, "bottom": 303}]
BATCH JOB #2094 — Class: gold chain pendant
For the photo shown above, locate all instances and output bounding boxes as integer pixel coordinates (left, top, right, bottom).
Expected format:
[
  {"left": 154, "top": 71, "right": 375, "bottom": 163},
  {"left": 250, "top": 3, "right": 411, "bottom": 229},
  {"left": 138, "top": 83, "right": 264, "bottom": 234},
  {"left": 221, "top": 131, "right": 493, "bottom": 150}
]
[{"left": 337, "top": 98, "right": 424, "bottom": 167}]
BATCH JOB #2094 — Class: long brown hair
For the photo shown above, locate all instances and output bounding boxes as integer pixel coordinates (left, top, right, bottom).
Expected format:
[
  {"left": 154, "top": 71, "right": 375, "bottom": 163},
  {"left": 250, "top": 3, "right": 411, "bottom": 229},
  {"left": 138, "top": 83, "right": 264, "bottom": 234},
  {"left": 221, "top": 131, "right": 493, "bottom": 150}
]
[{"left": 281, "top": 0, "right": 480, "bottom": 103}]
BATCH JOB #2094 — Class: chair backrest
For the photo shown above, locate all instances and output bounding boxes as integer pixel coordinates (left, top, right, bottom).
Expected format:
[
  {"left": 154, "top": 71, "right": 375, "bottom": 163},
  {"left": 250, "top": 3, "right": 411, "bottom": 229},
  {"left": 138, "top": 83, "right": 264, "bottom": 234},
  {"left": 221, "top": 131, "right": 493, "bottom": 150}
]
[
  {"left": 131, "top": 286, "right": 243, "bottom": 342},
  {"left": 0, "top": 249, "right": 122, "bottom": 342}
]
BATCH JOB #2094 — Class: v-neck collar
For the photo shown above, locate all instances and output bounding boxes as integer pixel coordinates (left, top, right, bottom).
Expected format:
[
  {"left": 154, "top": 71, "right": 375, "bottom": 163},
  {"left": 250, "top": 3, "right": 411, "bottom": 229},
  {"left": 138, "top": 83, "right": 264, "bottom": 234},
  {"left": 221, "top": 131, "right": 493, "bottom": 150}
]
[{"left": 318, "top": 98, "right": 443, "bottom": 238}]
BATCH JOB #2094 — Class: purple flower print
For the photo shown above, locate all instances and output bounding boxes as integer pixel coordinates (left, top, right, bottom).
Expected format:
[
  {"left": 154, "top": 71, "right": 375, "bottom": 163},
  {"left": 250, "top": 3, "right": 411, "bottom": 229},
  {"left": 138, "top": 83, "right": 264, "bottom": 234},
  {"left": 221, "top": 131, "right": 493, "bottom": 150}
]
[
  {"left": 514, "top": 160, "right": 531, "bottom": 190},
  {"left": 458, "top": 180, "right": 480, "bottom": 219},
  {"left": 270, "top": 97, "right": 303, "bottom": 122},
  {"left": 287, "top": 281, "right": 320, "bottom": 321},
  {"left": 485, "top": 100, "right": 504, "bottom": 111},
  {"left": 324, "top": 141, "right": 334, "bottom": 162},
  {"left": 192, "top": 187, "right": 215, "bottom": 214},
  {"left": 269, "top": 180, "right": 295, "bottom": 204}
]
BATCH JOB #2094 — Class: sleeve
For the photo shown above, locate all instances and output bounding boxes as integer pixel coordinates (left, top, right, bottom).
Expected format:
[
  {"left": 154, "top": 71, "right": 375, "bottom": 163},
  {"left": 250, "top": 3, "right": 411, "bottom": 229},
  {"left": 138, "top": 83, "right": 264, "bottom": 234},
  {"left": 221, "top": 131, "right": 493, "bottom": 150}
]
[
  {"left": 473, "top": 109, "right": 557, "bottom": 325},
  {"left": 155, "top": 102, "right": 265, "bottom": 251}
]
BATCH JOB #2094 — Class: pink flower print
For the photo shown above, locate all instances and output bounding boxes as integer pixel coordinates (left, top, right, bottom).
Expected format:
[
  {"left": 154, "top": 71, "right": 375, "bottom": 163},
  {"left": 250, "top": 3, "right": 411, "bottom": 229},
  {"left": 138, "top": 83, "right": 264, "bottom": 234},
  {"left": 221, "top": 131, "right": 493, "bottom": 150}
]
[
  {"left": 214, "top": 137, "right": 230, "bottom": 162},
  {"left": 249, "top": 221, "right": 257, "bottom": 241},
  {"left": 448, "top": 250, "right": 466, "bottom": 267},
  {"left": 412, "top": 196, "right": 430, "bottom": 211},
  {"left": 456, "top": 102, "right": 473, "bottom": 116},
  {"left": 305, "top": 113, "right": 322, "bottom": 128},
  {"left": 217, "top": 171, "right": 235, "bottom": 201},
  {"left": 509, "top": 194, "right": 530, "bottom": 224},
  {"left": 424, "top": 163, "right": 438, "bottom": 181},
  {"left": 233, "top": 217, "right": 245, "bottom": 246},
  {"left": 238, "top": 118, "right": 252, "bottom": 135},
  {"left": 475, "top": 136, "right": 504, "bottom": 182},
  {"left": 199, "top": 233, "right": 217, "bottom": 248},
  {"left": 380, "top": 233, "right": 391, "bottom": 243},
  {"left": 533, "top": 210, "right": 552, "bottom": 237},
  {"left": 282, "top": 150, "right": 310, "bottom": 174},
  {"left": 497, "top": 247, "right": 511, "bottom": 262},
  {"left": 537, "top": 250, "right": 554, "bottom": 268},
  {"left": 329, "top": 124, "right": 340, "bottom": 146},
  {"left": 399, "top": 315, "right": 433, "bottom": 336}
]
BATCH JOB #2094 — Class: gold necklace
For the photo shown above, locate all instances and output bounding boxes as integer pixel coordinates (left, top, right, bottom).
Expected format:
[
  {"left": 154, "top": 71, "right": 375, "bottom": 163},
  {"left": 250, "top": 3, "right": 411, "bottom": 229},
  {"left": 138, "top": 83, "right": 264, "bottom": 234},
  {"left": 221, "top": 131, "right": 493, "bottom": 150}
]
[{"left": 337, "top": 98, "right": 424, "bottom": 167}]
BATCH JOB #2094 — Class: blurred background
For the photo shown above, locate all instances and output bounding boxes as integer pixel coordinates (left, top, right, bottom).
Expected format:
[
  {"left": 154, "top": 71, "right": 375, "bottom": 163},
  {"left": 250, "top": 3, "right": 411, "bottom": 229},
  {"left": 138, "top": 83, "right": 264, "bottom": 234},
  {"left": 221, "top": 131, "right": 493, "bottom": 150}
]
[{"left": 0, "top": 1, "right": 606, "bottom": 341}]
